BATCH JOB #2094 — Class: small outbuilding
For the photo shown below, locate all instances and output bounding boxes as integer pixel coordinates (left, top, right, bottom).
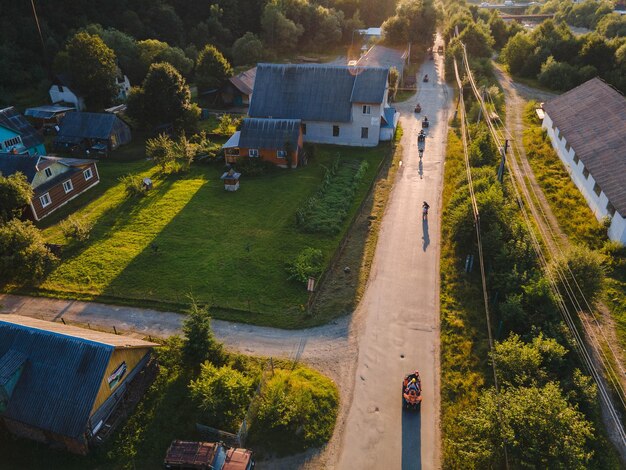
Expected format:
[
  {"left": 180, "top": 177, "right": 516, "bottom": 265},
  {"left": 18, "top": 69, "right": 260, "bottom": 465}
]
[
  {"left": 24, "top": 105, "right": 75, "bottom": 133},
  {"left": 220, "top": 169, "right": 241, "bottom": 191},
  {"left": 0, "top": 315, "right": 158, "bottom": 454},
  {"left": 54, "top": 112, "right": 132, "bottom": 157},
  {"left": 220, "top": 67, "right": 256, "bottom": 107},
  {"left": 49, "top": 75, "right": 85, "bottom": 111},
  {"left": 222, "top": 118, "right": 303, "bottom": 168}
]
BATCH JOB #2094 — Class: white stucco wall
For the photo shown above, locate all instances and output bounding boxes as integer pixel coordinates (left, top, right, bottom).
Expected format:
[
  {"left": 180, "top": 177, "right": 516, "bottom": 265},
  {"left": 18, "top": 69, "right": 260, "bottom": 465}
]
[
  {"left": 302, "top": 103, "right": 382, "bottom": 147},
  {"left": 542, "top": 112, "right": 626, "bottom": 244},
  {"left": 49, "top": 85, "right": 85, "bottom": 111}
]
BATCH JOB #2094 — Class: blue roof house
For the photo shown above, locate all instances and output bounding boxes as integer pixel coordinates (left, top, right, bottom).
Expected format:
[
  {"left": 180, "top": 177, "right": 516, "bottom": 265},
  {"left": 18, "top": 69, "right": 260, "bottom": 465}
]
[
  {"left": 0, "top": 107, "right": 46, "bottom": 156},
  {"left": 249, "top": 64, "right": 397, "bottom": 147}
]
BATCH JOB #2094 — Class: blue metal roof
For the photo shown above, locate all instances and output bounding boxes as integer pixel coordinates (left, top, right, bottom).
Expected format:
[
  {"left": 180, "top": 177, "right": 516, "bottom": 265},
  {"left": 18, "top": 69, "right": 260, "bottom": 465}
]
[
  {"left": 382, "top": 107, "right": 397, "bottom": 128},
  {"left": 239, "top": 118, "right": 301, "bottom": 150},
  {"left": 56, "top": 112, "right": 131, "bottom": 144},
  {"left": 0, "top": 350, "right": 27, "bottom": 385},
  {"left": 0, "top": 107, "right": 45, "bottom": 151},
  {"left": 0, "top": 320, "right": 114, "bottom": 439},
  {"left": 249, "top": 64, "right": 389, "bottom": 123},
  {"left": 25, "top": 105, "right": 75, "bottom": 120},
  {"left": 0, "top": 153, "right": 39, "bottom": 183}
]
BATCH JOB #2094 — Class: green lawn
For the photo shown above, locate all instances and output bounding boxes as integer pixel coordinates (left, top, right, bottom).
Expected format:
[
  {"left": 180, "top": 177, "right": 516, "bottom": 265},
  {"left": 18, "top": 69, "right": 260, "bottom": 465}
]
[{"left": 21, "top": 144, "right": 388, "bottom": 328}]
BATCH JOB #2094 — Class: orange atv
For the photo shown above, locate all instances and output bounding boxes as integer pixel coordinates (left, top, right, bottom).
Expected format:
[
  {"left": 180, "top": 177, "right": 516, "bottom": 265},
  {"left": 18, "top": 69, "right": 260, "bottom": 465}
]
[{"left": 402, "top": 372, "right": 422, "bottom": 411}]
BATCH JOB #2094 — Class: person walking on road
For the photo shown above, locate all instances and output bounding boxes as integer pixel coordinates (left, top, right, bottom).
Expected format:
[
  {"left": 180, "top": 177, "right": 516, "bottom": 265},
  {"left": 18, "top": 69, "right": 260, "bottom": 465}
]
[{"left": 422, "top": 201, "right": 430, "bottom": 220}]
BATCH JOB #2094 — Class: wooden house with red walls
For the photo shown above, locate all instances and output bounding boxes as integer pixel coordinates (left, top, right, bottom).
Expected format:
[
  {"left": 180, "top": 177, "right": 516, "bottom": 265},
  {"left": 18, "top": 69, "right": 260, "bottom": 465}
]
[
  {"left": 222, "top": 118, "right": 303, "bottom": 168},
  {"left": 0, "top": 153, "right": 100, "bottom": 221}
]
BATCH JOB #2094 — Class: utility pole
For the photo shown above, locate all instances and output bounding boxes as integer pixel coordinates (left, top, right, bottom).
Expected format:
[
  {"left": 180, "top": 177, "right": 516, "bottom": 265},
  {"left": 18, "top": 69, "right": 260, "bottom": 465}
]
[
  {"left": 497, "top": 139, "right": 508, "bottom": 183},
  {"left": 31, "top": 0, "right": 48, "bottom": 69}
]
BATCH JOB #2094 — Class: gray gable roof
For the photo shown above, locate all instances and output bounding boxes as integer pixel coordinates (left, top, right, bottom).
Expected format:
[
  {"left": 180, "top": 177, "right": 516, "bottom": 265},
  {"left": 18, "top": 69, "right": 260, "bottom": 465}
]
[
  {"left": 543, "top": 78, "right": 626, "bottom": 217},
  {"left": 56, "top": 112, "right": 131, "bottom": 142},
  {"left": 0, "top": 107, "right": 44, "bottom": 151},
  {"left": 239, "top": 118, "right": 301, "bottom": 150},
  {"left": 0, "top": 319, "right": 114, "bottom": 439},
  {"left": 249, "top": 64, "right": 389, "bottom": 123}
]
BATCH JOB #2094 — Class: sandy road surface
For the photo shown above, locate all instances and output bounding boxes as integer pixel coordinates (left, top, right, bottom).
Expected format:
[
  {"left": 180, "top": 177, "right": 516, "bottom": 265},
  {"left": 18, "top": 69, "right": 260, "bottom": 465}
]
[{"left": 337, "top": 40, "right": 451, "bottom": 470}]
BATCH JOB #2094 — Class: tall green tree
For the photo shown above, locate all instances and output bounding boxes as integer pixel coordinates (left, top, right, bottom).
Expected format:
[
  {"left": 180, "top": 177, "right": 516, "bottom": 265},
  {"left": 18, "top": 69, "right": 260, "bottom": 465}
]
[
  {"left": 127, "top": 62, "right": 199, "bottom": 130},
  {"left": 61, "top": 32, "right": 118, "bottom": 109},
  {"left": 261, "top": 3, "right": 303, "bottom": 52},
  {"left": 195, "top": 44, "right": 233, "bottom": 91},
  {"left": 182, "top": 300, "right": 224, "bottom": 366},
  {"left": 232, "top": 32, "right": 265, "bottom": 66},
  {"left": 0, "top": 172, "right": 33, "bottom": 223}
]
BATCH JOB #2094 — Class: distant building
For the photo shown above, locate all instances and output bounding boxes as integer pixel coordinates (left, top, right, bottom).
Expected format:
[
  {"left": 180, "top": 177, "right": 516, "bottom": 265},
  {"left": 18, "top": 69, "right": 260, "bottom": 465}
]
[
  {"left": 24, "top": 105, "right": 75, "bottom": 132},
  {"left": 249, "top": 64, "right": 397, "bottom": 147},
  {"left": 49, "top": 75, "right": 86, "bottom": 111},
  {"left": 541, "top": 78, "right": 626, "bottom": 244},
  {"left": 0, "top": 153, "right": 100, "bottom": 221},
  {"left": 0, "top": 107, "right": 46, "bottom": 156},
  {"left": 116, "top": 74, "right": 132, "bottom": 101},
  {"left": 0, "top": 315, "right": 158, "bottom": 454},
  {"left": 54, "top": 112, "right": 132, "bottom": 157},
  {"left": 220, "top": 67, "right": 256, "bottom": 106},
  {"left": 223, "top": 118, "right": 303, "bottom": 168}
]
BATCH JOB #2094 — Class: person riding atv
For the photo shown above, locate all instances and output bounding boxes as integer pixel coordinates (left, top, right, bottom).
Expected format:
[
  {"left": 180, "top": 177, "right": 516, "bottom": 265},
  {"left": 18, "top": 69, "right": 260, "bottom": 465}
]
[
  {"left": 418, "top": 130, "right": 426, "bottom": 144},
  {"left": 414, "top": 103, "right": 421, "bottom": 113},
  {"left": 402, "top": 370, "right": 422, "bottom": 411},
  {"left": 422, "top": 116, "right": 429, "bottom": 128},
  {"left": 423, "top": 74, "right": 429, "bottom": 82}
]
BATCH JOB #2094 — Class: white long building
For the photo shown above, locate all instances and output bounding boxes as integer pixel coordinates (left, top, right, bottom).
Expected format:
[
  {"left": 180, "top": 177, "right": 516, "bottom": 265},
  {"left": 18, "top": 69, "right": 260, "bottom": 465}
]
[{"left": 541, "top": 78, "right": 626, "bottom": 244}]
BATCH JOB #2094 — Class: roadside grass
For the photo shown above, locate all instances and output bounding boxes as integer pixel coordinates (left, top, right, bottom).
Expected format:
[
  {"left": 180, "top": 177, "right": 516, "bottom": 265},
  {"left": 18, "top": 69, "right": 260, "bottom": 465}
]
[
  {"left": 440, "top": 128, "right": 491, "bottom": 462},
  {"left": 16, "top": 145, "right": 388, "bottom": 328},
  {"left": 394, "top": 90, "right": 415, "bottom": 102},
  {"left": 521, "top": 101, "right": 626, "bottom": 352},
  {"left": 313, "top": 126, "right": 402, "bottom": 319}
]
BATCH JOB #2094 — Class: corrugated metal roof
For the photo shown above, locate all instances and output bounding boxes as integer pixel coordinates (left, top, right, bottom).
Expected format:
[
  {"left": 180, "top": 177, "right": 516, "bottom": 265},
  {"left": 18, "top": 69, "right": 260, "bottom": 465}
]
[
  {"left": 1, "top": 316, "right": 158, "bottom": 349},
  {"left": 0, "top": 316, "right": 157, "bottom": 439},
  {"left": 238, "top": 118, "right": 301, "bottom": 150},
  {"left": 25, "top": 105, "right": 75, "bottom": 120},
  {"left": 382, "top": 107, "right": 397, "bottom": 128},
  {"left": 229, "top": 67, "right": 256, "bottom": 96},
  {"left": 0, "top": 107, "right": 44, "bottom": 151},
  {"left": 543, "top": 78, "right": 626, "bottom": 217},
  {"left": 222, "top": 131, "right": 241, "bottom": 149},
  {"left": 56, "top": 112, "right": 131, "bottom": 144},
  {"left": 249, "top": 64, "right": 389, "bottom": 123},
  {"left": 0, "top": 350, "right": 27, "bottom": 384}
]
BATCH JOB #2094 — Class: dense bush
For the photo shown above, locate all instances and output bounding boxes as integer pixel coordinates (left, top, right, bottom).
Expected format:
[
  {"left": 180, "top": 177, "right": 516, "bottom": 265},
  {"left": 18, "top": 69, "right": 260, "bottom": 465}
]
[
  {"left": 0, "top": 172, "right": 33, "bottom": 223},
  {"left": 249, "top": 367, "right": 339, "bottom": 454},
  {"left": 296, "top": 158, "right": 369, "bottom": 234},
  {"left": 0, "top": 219, "right": 57, "bottom": 283},
  {"left": 235, "top": 157, "right": 276, "bottom": 176},
  {"left": 182, "top": 301, "right": 225, "bottom": 367},
  {"left": 286, "top": 247, "right": 324, "bottom": 284},
  {"left": 59, "top": 215, "right": 94, "bottom": 242},
  {"left": 189, "top": 363, "right": 254, "bottom": 432}
]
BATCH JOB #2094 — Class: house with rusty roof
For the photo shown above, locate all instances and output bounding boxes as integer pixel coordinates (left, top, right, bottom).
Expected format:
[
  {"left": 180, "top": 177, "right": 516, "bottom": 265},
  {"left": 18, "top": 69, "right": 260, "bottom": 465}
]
[
  {"left": 0, "top": 107, "right": 46, "bottom": 156},
  {"left": 222, "top": 118, "right": 303, "bottom": 168},
  {"left": 0, "top": 315, "right": 158, "bottom": 454},
  {"left": 541, "top": 78, "right": 626, "bottom": 244},
  {"left": 0, "top": 153, "right": 100, "bottom": 221},
  {"left": 248, "top": 64, "right": 398, "bottom": 147}
]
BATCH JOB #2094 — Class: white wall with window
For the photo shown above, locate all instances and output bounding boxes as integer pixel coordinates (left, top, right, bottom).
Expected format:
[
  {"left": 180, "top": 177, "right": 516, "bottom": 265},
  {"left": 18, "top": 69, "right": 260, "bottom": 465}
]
[{"left": 542, "top": 111, "right": 626, "bottom": 244}]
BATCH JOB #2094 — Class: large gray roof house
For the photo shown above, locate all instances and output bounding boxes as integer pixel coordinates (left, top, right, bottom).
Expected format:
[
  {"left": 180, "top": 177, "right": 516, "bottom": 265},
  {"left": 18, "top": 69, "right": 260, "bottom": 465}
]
[
  {"left": 541, "top": 78, "right": 626, "bottom": 244},
  {"left": 248, "top": 63, "right": 397, "bottom": 147}
]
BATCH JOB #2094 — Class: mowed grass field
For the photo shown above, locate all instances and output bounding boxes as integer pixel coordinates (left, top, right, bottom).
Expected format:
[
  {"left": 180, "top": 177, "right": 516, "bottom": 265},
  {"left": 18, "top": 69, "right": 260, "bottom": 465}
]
[{"left": 21, "top": 145, "right": 388, "bottom": 328}]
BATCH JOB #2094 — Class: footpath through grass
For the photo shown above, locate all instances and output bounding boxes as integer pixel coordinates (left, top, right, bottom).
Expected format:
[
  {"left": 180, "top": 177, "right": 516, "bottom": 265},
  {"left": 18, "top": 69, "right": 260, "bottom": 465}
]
[
  {"left": 522, "top": 102, "right": 626, "bottom": 352},
  {"left": 17, "top": 145, "right": 388, "bottom": 328}
]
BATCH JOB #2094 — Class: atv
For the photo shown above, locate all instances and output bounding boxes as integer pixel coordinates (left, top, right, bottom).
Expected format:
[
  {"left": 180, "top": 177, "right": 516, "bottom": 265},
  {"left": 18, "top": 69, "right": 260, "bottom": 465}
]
[{"left": 402, "top": 371, "right": 422, "bottom": 411}]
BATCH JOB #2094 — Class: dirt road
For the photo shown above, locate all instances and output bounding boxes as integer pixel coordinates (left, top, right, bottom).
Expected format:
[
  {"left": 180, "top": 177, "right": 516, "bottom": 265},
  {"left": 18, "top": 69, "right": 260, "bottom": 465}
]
[{"left": 337, "top": 39, "right": 450, "bottom": 470}]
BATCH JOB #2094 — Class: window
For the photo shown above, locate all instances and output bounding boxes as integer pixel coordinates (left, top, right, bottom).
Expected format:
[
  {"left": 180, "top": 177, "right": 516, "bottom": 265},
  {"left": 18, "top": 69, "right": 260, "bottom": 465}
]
[
  {"left": 277, "top": 150, "right": 287, "bottom": 159},
  {"left": 607, "top": 202, "right": 616, "bottom": 217},
  {"left": 333, "top": 125, "right": 340, "bottom": 137},
  {"left": 62, "top": 179, "right": 74, "bottom": 193},
  {"left": 565, "top": 141, "right": 571, "bottom": 152},
  {"left": 573, "top": 153, "right": 579, "bottom": 165},
  {"left": 593, "top": 182, "right": 601, "bottom": 197},
  {"left": 83, "top": 168, "right": 93, "bottom": 180},
  {"left": 362, "top": 105, "right": 371, "bottom": 115},
  {"left": 302, "top": 123, "right": 306, "bottom": 135},
  {"left": 57, "top": 85, "right": 63, "bottom": 92},
  {"left": 40, "top": 193, "right": 51, "bottom": 208},
  {"left": 2, "top": 136, "right": 21, "bottom": 149},
  {"left": 44, "top": 167, "right": 53, "bottom": 178},
  {"left": 583, "top": 167, "right": 589, "bottom": 179},
  {"left": 249, "top": 149, "right": 259, "bottom": 157},
  {"left": 556, "top": 128, "right": 561, "bottom": 140},
  {"left": 361, "top": 127, "right": 369, "bottom": 139}
]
